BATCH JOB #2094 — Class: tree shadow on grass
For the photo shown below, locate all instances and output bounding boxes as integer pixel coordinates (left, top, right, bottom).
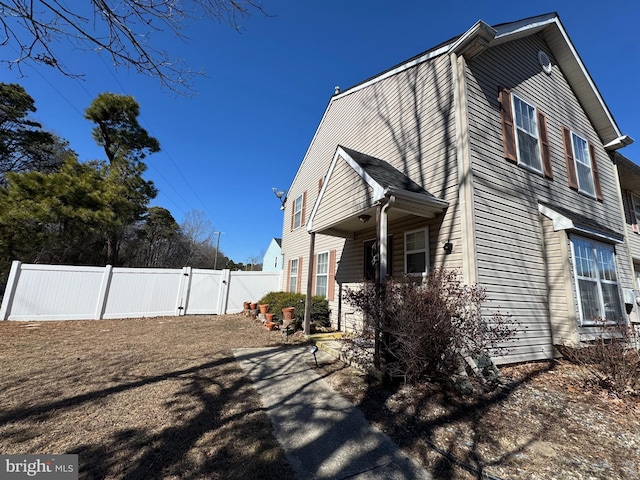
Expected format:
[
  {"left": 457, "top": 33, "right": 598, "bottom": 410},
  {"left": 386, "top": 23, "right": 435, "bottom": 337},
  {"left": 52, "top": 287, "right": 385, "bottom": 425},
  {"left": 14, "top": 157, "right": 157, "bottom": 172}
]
[{"left": 0, "top": 354, "right": 296, "bottom": 480}]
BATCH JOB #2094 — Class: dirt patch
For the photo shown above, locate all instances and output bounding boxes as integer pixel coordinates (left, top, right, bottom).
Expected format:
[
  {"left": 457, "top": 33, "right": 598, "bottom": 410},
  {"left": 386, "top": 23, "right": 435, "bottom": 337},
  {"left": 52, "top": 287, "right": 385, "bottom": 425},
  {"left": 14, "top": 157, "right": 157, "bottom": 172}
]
[
  {"left": 318, "top": 359, "right": 640, "bottom": 479},
  {"left": 0, "top": 315, "right": 304, "bottom": 480}
]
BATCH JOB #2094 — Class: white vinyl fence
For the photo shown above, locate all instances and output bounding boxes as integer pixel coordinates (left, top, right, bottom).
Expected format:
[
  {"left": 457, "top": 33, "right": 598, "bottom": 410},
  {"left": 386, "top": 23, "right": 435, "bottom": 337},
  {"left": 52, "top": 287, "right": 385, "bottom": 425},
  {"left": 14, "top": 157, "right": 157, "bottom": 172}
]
[{"left": 0, "top": 261, "right": 282, "bottom": 321}]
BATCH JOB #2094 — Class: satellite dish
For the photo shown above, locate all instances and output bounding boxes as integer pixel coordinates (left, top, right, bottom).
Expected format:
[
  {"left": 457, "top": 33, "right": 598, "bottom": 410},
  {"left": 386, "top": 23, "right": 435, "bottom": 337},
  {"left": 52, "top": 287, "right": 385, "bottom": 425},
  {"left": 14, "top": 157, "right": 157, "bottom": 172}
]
[{"left": 272, "top": 187, "right": 286, "bottom": 199}]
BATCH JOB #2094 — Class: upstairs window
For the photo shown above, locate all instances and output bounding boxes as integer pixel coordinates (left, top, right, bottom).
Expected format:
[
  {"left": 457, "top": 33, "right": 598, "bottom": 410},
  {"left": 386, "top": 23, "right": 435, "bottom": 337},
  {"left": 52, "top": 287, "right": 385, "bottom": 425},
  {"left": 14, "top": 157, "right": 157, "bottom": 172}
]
[
  {"left": 498, "top": 87, "right": 552, "bottom": 178},
  {"left": 291, "top": 192, "right": 306, "bottom": 230},
  {"left": 572, "top": 132, "right": 595, "bottom": 197},
  {"left": 628, "top": 193, "right": 640, "bottom": 233},
  {"left": 513, "top": 95, "right": 542, "bottom": 172},
  {"left": 562, "top": 127, "right": 603, "bottom": 200}
]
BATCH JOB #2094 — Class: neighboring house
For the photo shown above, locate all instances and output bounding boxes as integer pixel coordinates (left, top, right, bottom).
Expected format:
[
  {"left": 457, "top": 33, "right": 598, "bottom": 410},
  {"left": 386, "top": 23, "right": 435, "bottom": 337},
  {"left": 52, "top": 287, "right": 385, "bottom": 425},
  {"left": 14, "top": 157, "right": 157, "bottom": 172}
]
[
  {"left": 280, "top": 12, "right": 637, "bottom": 364},
  {"left": 262, "top": 238, "right": 283, "bottom": 272},
  {"left": 613, "top": 153, "right": 640, "bottom": 326}
]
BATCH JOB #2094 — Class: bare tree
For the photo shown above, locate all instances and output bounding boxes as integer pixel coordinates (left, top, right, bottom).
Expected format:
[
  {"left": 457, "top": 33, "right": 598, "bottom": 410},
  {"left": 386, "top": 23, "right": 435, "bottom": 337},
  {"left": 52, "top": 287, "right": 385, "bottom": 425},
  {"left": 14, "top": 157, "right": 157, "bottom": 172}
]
[{"left": 0, "top": 1, "right": 267, "bottom": 93}]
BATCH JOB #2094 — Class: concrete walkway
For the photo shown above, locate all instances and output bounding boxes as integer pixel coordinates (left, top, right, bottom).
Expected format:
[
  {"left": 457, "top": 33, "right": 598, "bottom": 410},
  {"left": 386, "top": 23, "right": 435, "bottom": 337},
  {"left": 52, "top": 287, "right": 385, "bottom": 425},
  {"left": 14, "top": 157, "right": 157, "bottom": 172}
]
[{"left": 234, "top": 345, "right": 431, "bottom": 480}]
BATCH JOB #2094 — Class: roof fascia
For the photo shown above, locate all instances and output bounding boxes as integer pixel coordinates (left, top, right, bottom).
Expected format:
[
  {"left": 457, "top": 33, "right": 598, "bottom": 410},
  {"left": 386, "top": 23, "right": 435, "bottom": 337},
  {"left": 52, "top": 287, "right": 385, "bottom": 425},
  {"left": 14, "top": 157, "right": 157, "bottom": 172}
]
[{"left": 385, "top": 186, "right": 449, "bottom": 210}]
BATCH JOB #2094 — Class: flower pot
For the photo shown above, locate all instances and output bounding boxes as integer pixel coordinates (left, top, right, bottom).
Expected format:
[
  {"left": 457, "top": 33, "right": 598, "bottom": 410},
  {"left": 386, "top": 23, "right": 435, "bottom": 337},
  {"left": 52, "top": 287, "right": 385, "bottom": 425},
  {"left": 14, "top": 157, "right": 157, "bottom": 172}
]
[
  {"left": 282, "top": 307, "right": 295, "bottom": 321},
  {"left": 243, "top": 301, "right": 251, "bottom": 310},
  {"left": 265, "top": 313, "right": 274, "bottom": 322},
  {"left": 259, "top": 304, "right": 269, "bottom": 314},
  {"left": 250, "top": 302, "right": 258, "bottom": 310}
]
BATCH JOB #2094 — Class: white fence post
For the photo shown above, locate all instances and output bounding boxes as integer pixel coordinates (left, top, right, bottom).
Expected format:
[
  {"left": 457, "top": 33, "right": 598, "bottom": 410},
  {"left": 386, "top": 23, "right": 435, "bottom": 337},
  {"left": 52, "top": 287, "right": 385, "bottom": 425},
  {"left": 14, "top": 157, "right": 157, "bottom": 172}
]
[
  {"left": 94, "top": 265, "right": 113, "bottom": 320},
  {"left": 218, "top": 269, "right": 231, "bottom": 314},
  {"left": 0, "top": 260, "right": 22, "bottom": 320},
  {"left": 176, "top": 266, "right": 192, "bottom": 316}
]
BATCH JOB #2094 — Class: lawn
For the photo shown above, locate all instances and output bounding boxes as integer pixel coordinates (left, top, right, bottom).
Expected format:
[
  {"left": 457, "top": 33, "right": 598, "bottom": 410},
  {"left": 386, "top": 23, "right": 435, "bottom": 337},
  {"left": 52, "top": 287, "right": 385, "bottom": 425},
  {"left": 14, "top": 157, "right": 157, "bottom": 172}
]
[
  {"left": 1, "top": 315, "right": 639, "bottom": 480},
  {"left": 0, "top": 315, "right": 300, "bottom": 479}
]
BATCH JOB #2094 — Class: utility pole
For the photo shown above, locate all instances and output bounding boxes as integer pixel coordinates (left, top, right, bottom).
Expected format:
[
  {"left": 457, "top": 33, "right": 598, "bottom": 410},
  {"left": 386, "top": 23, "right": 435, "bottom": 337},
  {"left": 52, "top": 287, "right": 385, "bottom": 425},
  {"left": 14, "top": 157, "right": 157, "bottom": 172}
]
[{"left": 213, "top": 232, "right": 224, "bottom": 270}]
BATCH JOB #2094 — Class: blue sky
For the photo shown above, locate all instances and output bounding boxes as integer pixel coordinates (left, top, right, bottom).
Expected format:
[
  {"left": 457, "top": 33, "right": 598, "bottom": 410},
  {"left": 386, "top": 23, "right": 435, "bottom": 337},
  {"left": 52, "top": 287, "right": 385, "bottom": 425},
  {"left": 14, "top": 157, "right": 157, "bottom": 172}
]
[{"left": 2, "top": 0, "right": 639, "bottom": 264}]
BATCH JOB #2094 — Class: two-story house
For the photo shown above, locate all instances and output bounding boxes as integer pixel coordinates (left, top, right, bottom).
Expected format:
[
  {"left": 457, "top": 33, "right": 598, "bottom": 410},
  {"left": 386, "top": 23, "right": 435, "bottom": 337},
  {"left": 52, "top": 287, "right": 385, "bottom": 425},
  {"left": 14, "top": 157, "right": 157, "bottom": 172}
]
[{"left": 280, "top": 12, "right": 636, "bottom": 364}]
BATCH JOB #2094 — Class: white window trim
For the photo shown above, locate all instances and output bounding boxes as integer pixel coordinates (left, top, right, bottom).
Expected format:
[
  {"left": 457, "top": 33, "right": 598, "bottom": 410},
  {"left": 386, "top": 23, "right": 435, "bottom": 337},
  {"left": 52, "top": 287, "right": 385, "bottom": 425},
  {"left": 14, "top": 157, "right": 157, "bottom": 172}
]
[
  {"left": 570, "top": 130, "right": 596, "bottom": 198},
  {"left": 404, "top": 227, "right": 429, "bottom": 275},
  {"left": 570, "top": 235, "right": 622, "bottom": 326},
  {"left": 315, "top": 251, "right": 329, "bottom": 298},
  {"left": 512, "top": 92, "right": 543, "bottom": 175},
  {"left": 289, "top": 258, "right": 298, "bottom": 293},
  {"left": 293, "top": 194, "right": 303, "bottom": 229}
]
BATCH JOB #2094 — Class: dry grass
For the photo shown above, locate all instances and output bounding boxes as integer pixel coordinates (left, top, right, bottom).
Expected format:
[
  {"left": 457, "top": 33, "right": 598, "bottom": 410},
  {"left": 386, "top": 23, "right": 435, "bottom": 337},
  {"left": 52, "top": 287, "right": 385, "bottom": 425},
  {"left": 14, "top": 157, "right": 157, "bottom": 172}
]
[
  {"left": 3, "top": 315, "right": 639, "bottom": 480},
  {"left": 0, "top": 314, "right": 302, "bottom": 480}
]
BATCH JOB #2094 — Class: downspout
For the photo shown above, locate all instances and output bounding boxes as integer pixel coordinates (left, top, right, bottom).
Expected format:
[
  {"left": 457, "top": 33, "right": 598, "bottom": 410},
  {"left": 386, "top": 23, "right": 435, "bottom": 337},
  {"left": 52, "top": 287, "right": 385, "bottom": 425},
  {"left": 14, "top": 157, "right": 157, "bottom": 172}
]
[
  {"left": 374, "top": 195, "right": 395, "bottom": 372},
  {"left": 304, "top": 231, "right": 316, "bottom": 335},
  {"left": 378, "top": 195, "right": 396, "bottom": 283}
]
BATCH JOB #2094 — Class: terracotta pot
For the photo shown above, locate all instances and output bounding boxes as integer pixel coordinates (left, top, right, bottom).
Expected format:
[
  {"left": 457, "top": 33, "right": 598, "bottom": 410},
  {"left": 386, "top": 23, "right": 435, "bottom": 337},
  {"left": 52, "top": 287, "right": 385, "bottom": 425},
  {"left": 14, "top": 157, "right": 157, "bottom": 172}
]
[
  {"left": 243, "top": 301, "right": 251, "bottom": 310},
  {"left": 282, "top": 307, "right": 295, "bottom": 321},
  {"left": 259, "top": 304, "right": 269, "bottom": 314},
  {"left": 265, "top": 313, "right": 274, "bottom": 322},
  {"left": 250, "top": 302, "right": 258, "bottom": 310}
]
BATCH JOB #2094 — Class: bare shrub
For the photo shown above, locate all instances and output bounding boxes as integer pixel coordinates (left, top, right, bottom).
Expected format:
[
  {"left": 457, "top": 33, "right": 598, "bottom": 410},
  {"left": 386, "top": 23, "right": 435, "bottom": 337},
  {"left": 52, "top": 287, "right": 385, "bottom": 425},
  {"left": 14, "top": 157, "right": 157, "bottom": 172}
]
[
  {"left": 342, "top": 269, "right": 515, "bottom": 386},
  {"left": 557, "top": 321, "right": 640, "bottom": 397}
]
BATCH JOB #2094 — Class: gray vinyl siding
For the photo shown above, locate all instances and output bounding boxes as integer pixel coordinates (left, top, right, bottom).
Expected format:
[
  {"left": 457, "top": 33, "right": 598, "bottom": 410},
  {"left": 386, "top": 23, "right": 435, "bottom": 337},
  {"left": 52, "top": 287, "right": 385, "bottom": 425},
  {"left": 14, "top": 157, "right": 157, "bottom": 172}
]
[
  {"left": 281, "top": 53, "right": 461, "bottom": 325},
  {"left": 465, "top": 33, "right": 632, "bottom": 362}
]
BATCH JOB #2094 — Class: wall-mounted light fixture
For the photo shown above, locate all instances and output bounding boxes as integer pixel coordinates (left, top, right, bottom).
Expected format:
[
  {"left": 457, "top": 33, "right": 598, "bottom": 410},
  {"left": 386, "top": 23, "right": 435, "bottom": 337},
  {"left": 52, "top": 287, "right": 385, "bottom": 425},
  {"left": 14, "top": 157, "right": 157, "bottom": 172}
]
[
  {"left": 272, "top": 187, "right": 287, "bottom": 210},
  {"left": 358, "top": 214, "right": 371, "bottom": 223},
  {"left": 443, "top": 242, "right": 453, "bottom": 254}
]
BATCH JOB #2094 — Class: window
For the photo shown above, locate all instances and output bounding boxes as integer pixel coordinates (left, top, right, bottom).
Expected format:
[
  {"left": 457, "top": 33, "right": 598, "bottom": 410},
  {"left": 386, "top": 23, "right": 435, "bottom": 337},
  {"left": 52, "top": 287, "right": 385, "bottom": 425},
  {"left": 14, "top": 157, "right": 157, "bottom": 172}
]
[
  {"left": 572, "top": 132, "right": 595, "bottom": 197},
  {"left": 571, "top": 236, "right": 623, "bottom": 324},
  {"left": 562, "top": 127, "right": 603, "bottom": 200},
  {"left": 315, "top": 252, "right": 329, "bottom": 298},
  {"left": 629, "top": 193, "right": 640, "bottom": 233},
  {"left": 293, "top": 195, "right": 303, "bottom": 229},
  {"left": 513, "top": 94, "right": 542, "bottom": 172},
  {"left": 288, "top": 258, "right": 298, "bottom": 293},
  {"left": 498, "top": 87, "right": 552, "bottom": 178},
  {"left": 405, "top": 228, "right": 428, "bottom": 274}
]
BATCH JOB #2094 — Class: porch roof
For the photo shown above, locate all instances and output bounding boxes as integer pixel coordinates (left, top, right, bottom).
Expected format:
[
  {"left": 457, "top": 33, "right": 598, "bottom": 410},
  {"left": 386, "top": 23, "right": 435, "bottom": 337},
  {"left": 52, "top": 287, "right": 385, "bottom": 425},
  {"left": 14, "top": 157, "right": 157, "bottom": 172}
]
[
  {"left": 307, "top": 146, "right": 449, "bottom": 238},
  {"left": 538, "top": 201, "right": 624, "bottom": 243}
]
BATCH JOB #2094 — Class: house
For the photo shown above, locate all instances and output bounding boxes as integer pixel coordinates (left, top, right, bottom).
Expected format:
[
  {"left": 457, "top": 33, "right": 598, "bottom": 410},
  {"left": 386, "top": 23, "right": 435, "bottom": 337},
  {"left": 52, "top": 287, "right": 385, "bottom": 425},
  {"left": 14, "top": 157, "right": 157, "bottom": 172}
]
[
  {"left": 280, "top": 12, "right": 637, "bottom": 364},
  {"left": 614, "top": 153, "right": 640, "bottom": 323},
  {"left": 262, "top": 238, "right": 283, "bottom": 272}
]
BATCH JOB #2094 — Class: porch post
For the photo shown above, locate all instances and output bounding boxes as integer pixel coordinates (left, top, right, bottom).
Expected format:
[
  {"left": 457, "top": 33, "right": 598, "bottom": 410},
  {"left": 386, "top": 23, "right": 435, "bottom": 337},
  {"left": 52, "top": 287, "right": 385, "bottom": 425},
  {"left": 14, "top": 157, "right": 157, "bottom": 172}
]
[{"left": 304, "top": 231, "right": 316, "bottom": 335}]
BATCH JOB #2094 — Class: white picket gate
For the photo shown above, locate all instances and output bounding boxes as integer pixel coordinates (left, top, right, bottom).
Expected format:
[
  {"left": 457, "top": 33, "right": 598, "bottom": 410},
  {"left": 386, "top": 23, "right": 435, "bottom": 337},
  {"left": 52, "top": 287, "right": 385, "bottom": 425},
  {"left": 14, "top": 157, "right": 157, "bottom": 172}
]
[{"left": 0, "top": 261, "right": 282, "bottom": 321}]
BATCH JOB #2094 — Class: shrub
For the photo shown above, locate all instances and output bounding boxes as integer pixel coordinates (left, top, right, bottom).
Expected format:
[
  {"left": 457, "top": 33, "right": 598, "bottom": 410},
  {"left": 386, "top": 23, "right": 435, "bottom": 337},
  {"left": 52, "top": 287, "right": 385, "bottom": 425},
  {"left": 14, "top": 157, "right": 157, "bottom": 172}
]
[
  {"left": 256, "top": 292, "right": 331, "bottom": 329},
  {"left": 556, "top": 321, "right": 640, "bottom": 397},
  {"left": 342, "top": 268, "right": 515, "bottom": 386}
]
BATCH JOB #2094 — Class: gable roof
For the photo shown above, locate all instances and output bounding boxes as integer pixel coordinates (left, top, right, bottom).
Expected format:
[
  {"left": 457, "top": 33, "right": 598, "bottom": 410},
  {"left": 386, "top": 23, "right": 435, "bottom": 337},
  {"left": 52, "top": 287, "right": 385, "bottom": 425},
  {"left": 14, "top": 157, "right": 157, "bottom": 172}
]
[
  {"left": 332, "top": 12, "right": 630, "bottom": 151},
  {"left": 307, "top": 146, "right": 448, "bottom": 237},
  {"left": 339, "top": 146, "right": 434, "bottom": 197}
]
